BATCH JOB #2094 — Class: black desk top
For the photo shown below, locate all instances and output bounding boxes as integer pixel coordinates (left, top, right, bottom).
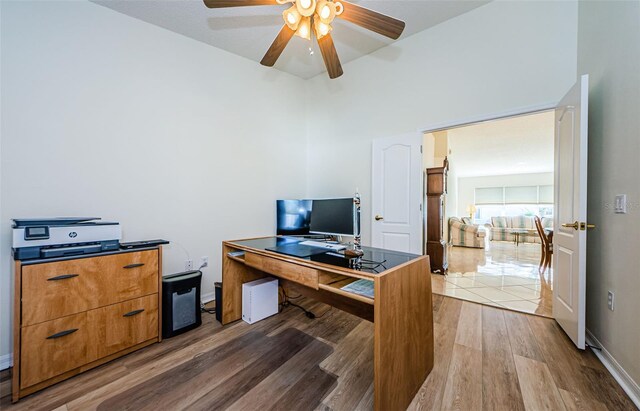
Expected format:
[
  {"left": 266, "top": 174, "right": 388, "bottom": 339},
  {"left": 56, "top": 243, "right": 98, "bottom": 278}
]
[
  {"left": 18, "top": 246, "right": 161, "bottom": 265},
  {"left": 228, "top": 237, "right": 421, "bottom": 275}
]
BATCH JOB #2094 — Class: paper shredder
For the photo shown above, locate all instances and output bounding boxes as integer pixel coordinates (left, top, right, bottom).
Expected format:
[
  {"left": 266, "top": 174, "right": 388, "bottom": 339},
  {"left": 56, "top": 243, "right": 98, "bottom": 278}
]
[{"left": 162, "top": 270, "right": 202, "bottom": 338}]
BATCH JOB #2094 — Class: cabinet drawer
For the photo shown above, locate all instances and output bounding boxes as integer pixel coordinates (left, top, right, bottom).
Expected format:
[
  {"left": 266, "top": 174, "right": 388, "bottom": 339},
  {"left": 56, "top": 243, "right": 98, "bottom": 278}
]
[
  {"left": 20, "top": 295, "right": 159, "bottom": 390},
  {"left": 22, "top": 250, "right": 159, "bottom": 326},
  {"left": 21, "top": 312, "right": 92, "bottom": 389},
  {"left": 90, "top": 294, "right": 158, "bottom": 358},
  {"left": 245, "top": 253, "right": 319, "bottom": 289}
]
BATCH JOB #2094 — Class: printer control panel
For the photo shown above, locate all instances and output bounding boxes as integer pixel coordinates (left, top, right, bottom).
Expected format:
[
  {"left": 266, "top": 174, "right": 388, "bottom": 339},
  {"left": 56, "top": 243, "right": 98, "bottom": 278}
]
[{"left": 24, "top": 226, "right": 49, "bottom": 240}]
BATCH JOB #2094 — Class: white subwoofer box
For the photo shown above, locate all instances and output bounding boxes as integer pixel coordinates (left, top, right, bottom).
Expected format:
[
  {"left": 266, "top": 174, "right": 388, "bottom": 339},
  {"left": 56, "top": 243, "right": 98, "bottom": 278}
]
[{"left": 242, "top": 277, "right": 279, "bottom": 324}]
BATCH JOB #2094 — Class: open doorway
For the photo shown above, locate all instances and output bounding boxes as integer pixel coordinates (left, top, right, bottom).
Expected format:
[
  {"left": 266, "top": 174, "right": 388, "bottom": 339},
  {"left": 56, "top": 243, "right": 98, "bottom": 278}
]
[{"left": 426, "top": 111, "right": 555, "bottom": 317}]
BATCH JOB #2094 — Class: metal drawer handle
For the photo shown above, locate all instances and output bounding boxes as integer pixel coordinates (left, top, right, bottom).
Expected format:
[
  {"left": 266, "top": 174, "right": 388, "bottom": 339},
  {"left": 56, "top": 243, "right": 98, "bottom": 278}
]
[
  {"left": 123, "top": 263, "right": 144, "bottom": 269},
  {"left": 47, "top": 274, "right": 79, "bottom": 281},
  {"left": 46, "top": 329, "right": 78, "bottom": 339},
  {"left": 123, "top": 309, "right": 145, "bottom": 317}
]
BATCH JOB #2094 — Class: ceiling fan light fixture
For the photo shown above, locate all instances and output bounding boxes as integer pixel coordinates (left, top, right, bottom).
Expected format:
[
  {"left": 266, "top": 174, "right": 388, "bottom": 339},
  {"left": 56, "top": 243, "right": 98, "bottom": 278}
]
[
  {"left": 203, "top": 0, "right": 405, "bottom": 79},
  {"left": 334, "top": 1, "right": 343, "bottom": 15},
  {"left": 283, "top": 5, "right": 301, "bottom": 30},
  {"left": 296, "top": 0, "right": 316, "bottom": 17},
  {"left": 294, "top": 16, "right": 311, "bottom": 40},
  {"left": 313, "top": 18, "right": 332, "bottom": 39},
  {"left": 316, "top": 0, "right": 336, "bottom": 23}
]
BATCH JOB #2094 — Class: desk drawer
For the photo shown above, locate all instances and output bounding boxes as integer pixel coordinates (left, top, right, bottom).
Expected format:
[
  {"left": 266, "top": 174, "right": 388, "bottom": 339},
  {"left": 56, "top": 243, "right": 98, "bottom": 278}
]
[
  {"left": 245, "top": 253, "right": 319, "bottom": 289},
  {"left": 22, "top": 250, "right": 159, "bottom": 326}
]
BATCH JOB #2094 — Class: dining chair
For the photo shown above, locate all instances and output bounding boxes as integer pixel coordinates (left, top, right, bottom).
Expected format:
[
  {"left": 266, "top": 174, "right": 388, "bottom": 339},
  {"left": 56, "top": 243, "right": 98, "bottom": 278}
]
[{"left": 534, "top": 216, "right": 553, "bottom": 274}]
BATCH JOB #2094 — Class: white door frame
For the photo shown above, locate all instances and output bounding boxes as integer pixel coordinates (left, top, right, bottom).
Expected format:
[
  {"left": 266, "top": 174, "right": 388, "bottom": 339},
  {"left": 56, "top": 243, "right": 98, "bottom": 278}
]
[
  {"left": 417, "top": 102, "right": 557, "bottom": 134},
  {"left": 418, "top": 102, "right": 557, "bottom": 253},
  {"left": 418, "top": 99, "right": 589, "bottom": 348}
]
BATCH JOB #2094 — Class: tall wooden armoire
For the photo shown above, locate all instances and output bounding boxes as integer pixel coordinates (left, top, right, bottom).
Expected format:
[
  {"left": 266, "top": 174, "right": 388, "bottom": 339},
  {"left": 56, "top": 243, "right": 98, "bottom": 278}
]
[{"left": 426, "top": 159, "right": 448, "bottom": 273}]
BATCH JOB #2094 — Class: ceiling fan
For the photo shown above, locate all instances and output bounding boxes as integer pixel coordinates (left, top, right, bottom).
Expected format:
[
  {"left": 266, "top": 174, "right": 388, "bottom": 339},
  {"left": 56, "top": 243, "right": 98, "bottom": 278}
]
[{"left": 203, "top": 0, "right": 406, "bottom": 79}]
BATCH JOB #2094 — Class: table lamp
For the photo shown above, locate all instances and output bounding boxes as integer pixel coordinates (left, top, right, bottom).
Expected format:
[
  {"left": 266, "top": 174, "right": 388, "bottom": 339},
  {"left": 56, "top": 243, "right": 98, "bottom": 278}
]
[{"left": 466, "top": 204, "right": 477, "bottom": 219}]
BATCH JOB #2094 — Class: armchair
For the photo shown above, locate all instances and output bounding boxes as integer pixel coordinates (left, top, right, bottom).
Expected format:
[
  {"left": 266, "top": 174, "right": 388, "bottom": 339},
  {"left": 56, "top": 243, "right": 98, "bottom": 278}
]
[{"left": 449, "top": 217, "right": 486, "bottom": 248}]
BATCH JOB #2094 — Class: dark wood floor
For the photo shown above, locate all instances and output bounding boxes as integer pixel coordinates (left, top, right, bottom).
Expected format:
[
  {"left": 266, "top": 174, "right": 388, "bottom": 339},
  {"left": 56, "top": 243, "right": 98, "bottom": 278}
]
[{"left": 0, "top": 296, "right": 635, "bottom": 410}]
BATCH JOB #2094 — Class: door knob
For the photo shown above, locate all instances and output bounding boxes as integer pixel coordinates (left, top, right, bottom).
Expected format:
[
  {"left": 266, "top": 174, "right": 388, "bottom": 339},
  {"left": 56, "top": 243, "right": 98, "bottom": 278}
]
[
  {"left": 562, "top": 221, "right": 579, "bottom": 230},
  {"left": 375, "top": 215, "right": 384, "bottom": 221}
]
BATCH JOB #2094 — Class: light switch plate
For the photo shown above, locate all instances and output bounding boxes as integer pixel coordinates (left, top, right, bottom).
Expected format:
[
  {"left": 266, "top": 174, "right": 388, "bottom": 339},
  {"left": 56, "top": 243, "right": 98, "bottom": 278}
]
[{"left": 614, "top": 194, "right": 627, "bottom": 214}]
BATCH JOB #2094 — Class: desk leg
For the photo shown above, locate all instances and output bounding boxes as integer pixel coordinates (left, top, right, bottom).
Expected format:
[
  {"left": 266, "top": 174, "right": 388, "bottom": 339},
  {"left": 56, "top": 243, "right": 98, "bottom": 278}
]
[
  {"left": 374, "top": 256, "right": 434, "bottom": 411},
  {"left": 221, "top": 245, "right": 266, "bottom": 325}
]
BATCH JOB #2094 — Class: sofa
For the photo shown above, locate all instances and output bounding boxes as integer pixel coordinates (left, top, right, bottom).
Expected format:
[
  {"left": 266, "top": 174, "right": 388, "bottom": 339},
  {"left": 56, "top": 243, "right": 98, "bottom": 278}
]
[
  {"left": 449, "top": 217, "right": 486, "bottom": 248},
  {"left": 488, "top": 216, "right": 553, "bottom": 243}
]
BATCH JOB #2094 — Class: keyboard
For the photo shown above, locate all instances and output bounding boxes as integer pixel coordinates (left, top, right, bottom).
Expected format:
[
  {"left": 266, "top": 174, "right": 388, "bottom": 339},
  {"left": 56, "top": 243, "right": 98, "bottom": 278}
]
[
  {"left": 266, "top": 244, "right": 330, "bottom": 258},
  {"left": 299, "top": 240, "right": 346, "bottom": 251}
]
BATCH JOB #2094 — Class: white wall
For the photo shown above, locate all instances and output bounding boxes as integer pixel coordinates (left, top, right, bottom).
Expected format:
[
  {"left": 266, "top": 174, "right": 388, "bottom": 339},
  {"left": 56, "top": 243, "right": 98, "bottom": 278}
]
[
  {"left": 578, "top": 0, "right": 640, "bottom": 393},
  {"left": 0, "top": 1, "right": 308, "bottom": 362},
  {"left": 457, "top": 172, "right": 554, "bottom": 217},
  {"left": 305, "top": 0, "right": 578, "bottom": 246},
  {"left": 422, "top": 133, "right": 435, "bottom": 169}
]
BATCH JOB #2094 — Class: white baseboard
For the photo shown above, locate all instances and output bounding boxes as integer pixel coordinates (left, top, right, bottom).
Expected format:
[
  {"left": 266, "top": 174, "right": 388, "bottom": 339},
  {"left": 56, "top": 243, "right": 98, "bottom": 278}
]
[
  {"left": 201, "top": 291, "right": 215, "bottom": 304},
  {"left": 0, "top": 353, "right": 12, "bottom": 371},
  {"left": 586, "top": 329, "right": 640, "bottom": 409}
]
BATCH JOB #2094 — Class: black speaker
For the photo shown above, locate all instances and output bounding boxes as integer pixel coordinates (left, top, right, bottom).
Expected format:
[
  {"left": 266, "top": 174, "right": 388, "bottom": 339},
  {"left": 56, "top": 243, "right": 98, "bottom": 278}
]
[{"left": 162, "top": 270, "right": 202, "bottom": 339}]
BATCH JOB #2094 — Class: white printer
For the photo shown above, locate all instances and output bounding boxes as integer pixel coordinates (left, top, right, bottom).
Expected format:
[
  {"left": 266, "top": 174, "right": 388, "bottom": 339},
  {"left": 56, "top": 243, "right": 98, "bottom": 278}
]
[{"left": 12, "top": 217, "right": 121, "bottom": 260}]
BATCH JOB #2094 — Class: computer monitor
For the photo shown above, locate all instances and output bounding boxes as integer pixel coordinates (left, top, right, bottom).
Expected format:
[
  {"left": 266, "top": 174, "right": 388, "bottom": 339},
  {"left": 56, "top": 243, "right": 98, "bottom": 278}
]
[
  {"left": 276, "top": 200, "right": 312, "bottom": 235},
  {"left": 309, "top": 198, "right": 355, "bottom": 237}
]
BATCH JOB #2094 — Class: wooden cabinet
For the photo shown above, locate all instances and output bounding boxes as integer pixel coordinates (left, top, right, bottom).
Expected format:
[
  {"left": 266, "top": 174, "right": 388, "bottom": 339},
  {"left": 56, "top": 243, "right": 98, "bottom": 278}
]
[
  {"left": 12, "top": 248, "right": 162, "bottom": 402},
  {"left": 426, "top": 163, "right": 448, "bottom": 273}
]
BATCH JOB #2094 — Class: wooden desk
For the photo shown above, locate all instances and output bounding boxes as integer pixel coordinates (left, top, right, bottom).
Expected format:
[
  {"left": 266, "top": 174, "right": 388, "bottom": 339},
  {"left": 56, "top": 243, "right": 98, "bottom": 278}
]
[{"left": 222, "top": 237, "right": 434, "bottom": 411}]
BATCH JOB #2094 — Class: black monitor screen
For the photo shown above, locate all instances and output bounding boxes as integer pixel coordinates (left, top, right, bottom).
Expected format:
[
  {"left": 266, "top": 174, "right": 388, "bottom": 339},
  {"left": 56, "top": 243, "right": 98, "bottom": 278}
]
[
  {"left": 276, "top": 200, "right": 312, "bottom": 235},
  {"left": 310, "top": 198, "right": 354, "bottom": 236}
]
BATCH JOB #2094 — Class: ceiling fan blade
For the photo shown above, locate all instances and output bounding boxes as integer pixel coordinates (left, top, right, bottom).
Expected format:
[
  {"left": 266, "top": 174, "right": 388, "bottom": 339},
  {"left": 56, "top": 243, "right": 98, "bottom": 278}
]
[
  {"left": 337, "top": 0, "right": 405, "bottom": 40},
  {"left": 261, "top": 25, "right": 296, "bottom": 67},
  {"left": 317, "top": 34, "right": 343, "bottom": 79},
  {"left": 203, "top": 0, "right": 276, "bottom": 8}
]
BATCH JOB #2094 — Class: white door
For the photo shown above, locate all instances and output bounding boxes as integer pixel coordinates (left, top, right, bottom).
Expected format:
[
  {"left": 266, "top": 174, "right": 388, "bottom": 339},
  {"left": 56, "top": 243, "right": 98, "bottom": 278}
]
[
  {"left": 553, "top": 74, "right": 590, "bottom": 349},
  {"left": 372, "top": 133, "right": 423, "bottom": 254}
]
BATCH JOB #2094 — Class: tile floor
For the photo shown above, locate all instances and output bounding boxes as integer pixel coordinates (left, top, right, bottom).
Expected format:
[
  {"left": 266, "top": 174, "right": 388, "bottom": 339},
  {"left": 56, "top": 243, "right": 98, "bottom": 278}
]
[{"left": 431, "top": 240, "right": 553, "bottom": 317}]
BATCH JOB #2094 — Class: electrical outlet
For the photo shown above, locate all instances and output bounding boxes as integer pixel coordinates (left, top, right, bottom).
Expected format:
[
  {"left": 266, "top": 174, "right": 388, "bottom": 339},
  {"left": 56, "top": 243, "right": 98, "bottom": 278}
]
[
  {"left": 185, "top": 259, "right": 193, "bottom": 271},
  {"left": 607, "top": 291, "right": 615, "bottom": 311},
  {"left": 200, "top": 256, "right": 209, "bottom": 269}
]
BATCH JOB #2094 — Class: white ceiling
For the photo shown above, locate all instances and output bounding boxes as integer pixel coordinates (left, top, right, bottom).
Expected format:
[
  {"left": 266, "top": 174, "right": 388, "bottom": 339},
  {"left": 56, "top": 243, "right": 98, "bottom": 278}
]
[
  {"left": 445, "top": 111, "right": 555, "bottom": 178},
  {"left": 91, "top": 0, "right": 490, "bottom": 79}
]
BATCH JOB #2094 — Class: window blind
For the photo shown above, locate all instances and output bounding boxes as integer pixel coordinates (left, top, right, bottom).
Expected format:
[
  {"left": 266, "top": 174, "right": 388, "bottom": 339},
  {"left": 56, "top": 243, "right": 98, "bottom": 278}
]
[
  {"left": 539, "top": 185, "right": 554, "bottom": 204},
  {"left": 474, "top": 185, "right": 554, "bottom": 205},
  {"left": 505, "top": 186, "right": 538, "bottom": 204},
  {"left": 475, "top": 187, "right": 504, "bottom": 205}
]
